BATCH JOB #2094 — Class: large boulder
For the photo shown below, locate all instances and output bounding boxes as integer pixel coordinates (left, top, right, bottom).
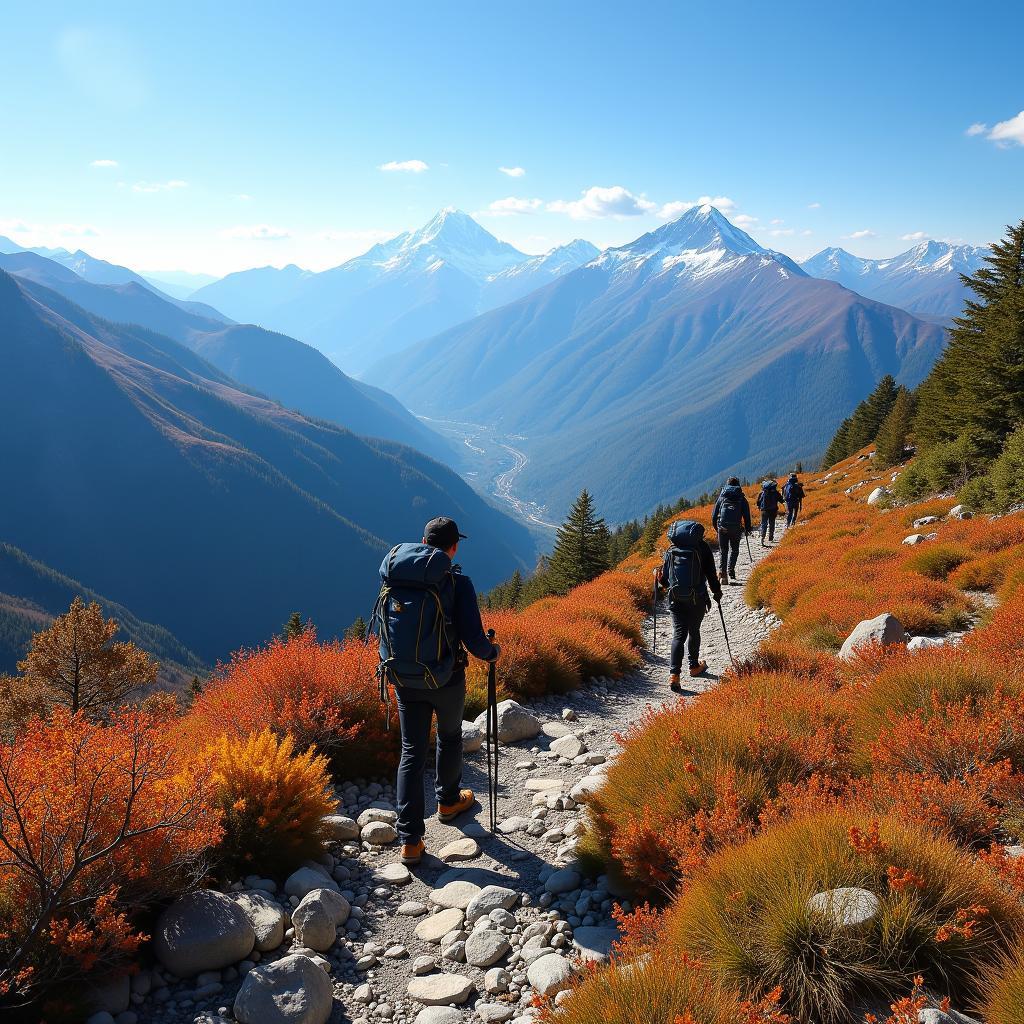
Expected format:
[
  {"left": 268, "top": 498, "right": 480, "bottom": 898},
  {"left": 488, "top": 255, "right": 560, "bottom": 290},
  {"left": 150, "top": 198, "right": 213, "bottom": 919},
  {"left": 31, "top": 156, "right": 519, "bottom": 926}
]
[
  {"left": 231, "top": 891, "right": 288, "bottom": 951},
  {"left": 407, "top": 973, "right": 474, "bottom": 1006},
  {"left": 462, "top": 721, "right": 484, "bottom": 753},
  {"left": 465, "top": 929, "right": 511, "bottom": 967},
  {"left": 292, "top": 888, "right": 350, "bottom": 951},
  {"left": 233, "top": 954, "right": 333, "bottom": 1024},
  {"left": 465, "top": 885, "right": 518, "bottom": 924},
  {"left": 866, "top": 486, "right": 891, "bottom": 506},
  {"left": 155, "top": 889, "right": 255, "bottom": 977},
  {"left": 527, "top": 953, "right": 574, "bottom": 996},
  {"left": 572, "top": 926, "right": 618, "bottom": 963},
  {"left": 321, "top": 815, "right": 359, "bottom": 842},
  {"left": 473, "top": 700, "right": 541, "bottom": 743},
  {"left": 838, "top": 613, "right": 907, "bottom": 661},
  {"left": 284, "top": 867, "right": 339, "bottom": 900}
]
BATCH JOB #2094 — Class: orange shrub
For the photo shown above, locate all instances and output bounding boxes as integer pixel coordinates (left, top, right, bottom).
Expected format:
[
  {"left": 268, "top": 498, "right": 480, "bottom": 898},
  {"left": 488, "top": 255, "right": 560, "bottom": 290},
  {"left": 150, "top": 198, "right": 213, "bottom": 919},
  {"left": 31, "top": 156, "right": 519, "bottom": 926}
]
[
  {"left": 963, "top": 593, "right": 1024, "bottom": 673},
  {"left": 180, "top": 628, "right": 397, "bottom": 778},
  {"left": 209, "top": 730, "right": 338, "bottom": 877},
  {"left": 665, "top": 812, "right": 1024, "bottom": 1024},
  {"left": 0, "top": 708, "right": 221, "bottom": 1005}
]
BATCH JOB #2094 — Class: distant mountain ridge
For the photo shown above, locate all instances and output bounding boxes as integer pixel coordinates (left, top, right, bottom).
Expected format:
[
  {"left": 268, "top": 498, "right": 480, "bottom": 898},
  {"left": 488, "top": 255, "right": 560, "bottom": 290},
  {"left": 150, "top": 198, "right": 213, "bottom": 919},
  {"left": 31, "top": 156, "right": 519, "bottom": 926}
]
[
  {"left": 0, "top": 270, "right": 533, "bottom": 659},
  {"left": 0, "top": 248, "right": 455, "bottom": 465},
  {"left": 192, "top": 210, "right": 601, "bottom": 374},
  {"left": 800, "top": 240, "right": 989, "bottom": 322},
  {"left": 368, "top": 206, "right": 948, "bottom": 520}
]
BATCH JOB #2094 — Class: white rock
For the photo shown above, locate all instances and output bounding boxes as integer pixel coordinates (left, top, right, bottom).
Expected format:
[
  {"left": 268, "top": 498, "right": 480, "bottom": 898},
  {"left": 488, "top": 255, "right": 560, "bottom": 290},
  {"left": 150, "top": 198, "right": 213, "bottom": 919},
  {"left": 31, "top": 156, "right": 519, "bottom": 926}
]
[
  {"left": 562, "top": 708, "right": 576, "bottom": 721},
  {"left": 414, "top": 1009, "right": 464, "bottom": 1024},
  {"left": 550, "top": 735, "right": 586, "bottom": 759},
  {"left": 569, "top": 777, "right": 605, "bottom": 801},
  {"left": 523, "top": 778, "right": 564, "bottom": 793},
  {"left": 430, "top": 880, "right": 482, "bottom": 910},
  {"left": 292, "top": 888, "right": 350, "bottom": 951},
  {"left": 526, "top": 953, "right": 574, "bottom": 996},
  {"left": 357, "top": 807, "right": 398, "bottom": 827},
  {"left": 473, "top": 700, "right": 541, "bottom": 743},
  {"left": 465, "top": 929, "right": 511, "bottom": 967},
  {"left": 361, "top": 821, "right": 399, "bottom": 845},
  {"left": 406, "top": 973, "right": 475, "bottom": 1006},
  {"left": 918, "top": 1009, "right": 982, "bottom": 1024},
  {"left": 412, "top": 954, "right": 438, "bottom": 975},
  {"left": 497, "top": 816, "right": 531, "bottom": 834},
  {"left": 866, "top": 486, "right": 891, "bottom": 506},
  {"left": 466, "top": 885, "right": 519, "bottom": 923},
  {"left": 154, "top": 889, "right": 255, "bottom": 977},
  {"left": 950, "top": 505, "right": 972, "bottom": 520},
  {"left": 542, "top": 721, "right": 574, "bottom": 739},
  {"left": 572, "top": 926, "right": 618, "bottom": 963},
  {"left": 462, "top": 721, "right": 484, "bottom": 753},
  {"left": 838, "top": 613, "right": 907, "bottom": 661},
  {"left": 415, "top": 908, "right": 466, "bottom": 943},
  {"left": 231, "top": 891, "right": 287, "bottom": 952},
  {"left": 908, "top": 636, "right": 948, "bottom": 651},
  {"left": 438, "top": 837, "right": 480, "bottom": 862},
  {"left": 913, "top": 516, "right": 942, "bottom": 528},
  {"left": 902, "top": 534, "right": 927, "bottom": 545},
  {"left": 321, "top": 815, "right": 359, "bottom": 841},
  {"left": 378, "top": 863, "right": 412, "bottom": 885},
  {"left": 284, "top": 868, "right": 340, "bottom": 900},
  {"left": 807, "top": 887, "right": 880, "bottom": 928},
  {"left": 479, "top": 1005, "right": 515, "bottom": 1023},
  {"left": 544, "top": 868, "right": 580, "bottom": 895},
  {"left": 484, "top": 967, "right": 511, "bottom": 994},
  {"left": 233, "top": 954, "right": 333, "bottom": 1024},
  {"left": 354, "top": 983, "right": 374, "bottom": 1004},
  {"left": 398, "top": 900, "right": 429, "bottom": 916}
]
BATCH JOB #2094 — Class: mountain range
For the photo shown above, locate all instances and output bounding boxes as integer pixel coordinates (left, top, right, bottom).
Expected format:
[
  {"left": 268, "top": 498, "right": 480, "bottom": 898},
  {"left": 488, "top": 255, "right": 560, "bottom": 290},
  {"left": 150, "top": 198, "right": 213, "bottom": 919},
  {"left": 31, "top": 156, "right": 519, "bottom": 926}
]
[
  {"left": 367, "top": 206, "right": 949, "bottom": 520},
  {"left": 192, "top": 210, "right": 600, "bottom": 374},
  {"left": 800, "top": 241, "right": 989, "bottom": 322},
  {"left": 0, "top": 269, "right": 534, "bottom": 660},
  {"left": 0, "top": 247, "right": 454, "bottom": 465}
]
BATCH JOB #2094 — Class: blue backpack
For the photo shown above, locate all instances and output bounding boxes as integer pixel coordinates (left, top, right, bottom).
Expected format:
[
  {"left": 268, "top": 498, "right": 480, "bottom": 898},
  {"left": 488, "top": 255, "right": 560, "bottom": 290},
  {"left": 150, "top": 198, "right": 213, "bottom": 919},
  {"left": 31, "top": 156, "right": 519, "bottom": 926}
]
[
  {"left": 371, "top": 543, "right": 458, "bottom": 691},
  {"left": 665, "top": 521, "right": 707, "bottom": 607},
  {"left": 718, "top": 492, "right": 743, "bottom": 530}
]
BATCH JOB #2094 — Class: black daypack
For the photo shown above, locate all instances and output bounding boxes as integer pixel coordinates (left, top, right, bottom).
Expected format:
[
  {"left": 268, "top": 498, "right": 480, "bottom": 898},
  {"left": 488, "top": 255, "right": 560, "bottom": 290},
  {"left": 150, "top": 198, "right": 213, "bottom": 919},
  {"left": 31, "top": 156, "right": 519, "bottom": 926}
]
[
  {"left": 718, "top": 494, "right": 742, "bottom": 530},
  {"left": 665, "top": 521, "right": 707, "bottom": 607},
  {"left": 371, "top": 543, "right": 458, "bottom": 691}
]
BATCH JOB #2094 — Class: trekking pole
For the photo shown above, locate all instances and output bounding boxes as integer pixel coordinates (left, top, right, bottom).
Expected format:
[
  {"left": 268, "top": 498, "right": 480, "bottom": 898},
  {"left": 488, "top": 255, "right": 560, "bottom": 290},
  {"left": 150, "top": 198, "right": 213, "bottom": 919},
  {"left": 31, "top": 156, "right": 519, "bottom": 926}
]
[
  {"left": 745, "top": 531, "right": 753, "bottom": 565},
  {"left": 485, "top": 628, "right": 499, "bottom": 833},
  {"left": 717, "top": 600, "right": 737, "bottom": 670},
  {"left": 651, "top": 576, "right": 659, "bottom": 656}
]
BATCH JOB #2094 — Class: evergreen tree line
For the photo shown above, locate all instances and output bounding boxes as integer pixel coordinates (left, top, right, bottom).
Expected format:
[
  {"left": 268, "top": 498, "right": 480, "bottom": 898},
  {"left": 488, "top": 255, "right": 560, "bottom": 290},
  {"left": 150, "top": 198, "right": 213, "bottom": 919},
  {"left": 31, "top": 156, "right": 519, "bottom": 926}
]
[{"left": 821, "top": 217, "right": 1024, "bottom": 511}]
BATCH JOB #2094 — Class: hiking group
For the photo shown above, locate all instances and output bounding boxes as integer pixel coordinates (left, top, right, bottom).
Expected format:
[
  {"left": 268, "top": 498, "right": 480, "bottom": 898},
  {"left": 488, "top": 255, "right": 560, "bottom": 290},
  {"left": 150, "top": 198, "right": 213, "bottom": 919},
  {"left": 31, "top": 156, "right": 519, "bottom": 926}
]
[
  {"left": 369, "top": 478, "right": 806, "bottom": 861},
  {"left": 654, "top": 473, "right": 804, "bottom": 692}
]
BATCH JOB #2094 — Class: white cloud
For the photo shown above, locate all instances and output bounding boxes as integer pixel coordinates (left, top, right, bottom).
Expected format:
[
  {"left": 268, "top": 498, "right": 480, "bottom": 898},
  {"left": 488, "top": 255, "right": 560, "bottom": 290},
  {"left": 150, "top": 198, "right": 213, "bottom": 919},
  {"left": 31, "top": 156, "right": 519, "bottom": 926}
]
[
  {"left": 220, "top": 224, "right": 291, "bottom": 241},
  {"left": 231, "top": 193, "right": 253, "bottom": 201},
  {"left": 966, "top": 122, "right": 988, "bottom": 137},
  {"left": 768, "top": 228, "right": 795, "bottom": 236},
  {"left": 844, "top": 229, "right": 876, "bottom": 239},
  {"left": 901, "top": 231, "right": 929, "bottom": 241},
  {"left": 549, "top": 185, "right": 657, "bottom": 220},
  {"left": 802, "top": 229, "right": 813, "bottom": 236},
  {"left": 807, "top": 201, "right": 821, "bottom": 209},
  {"left": 733, "top": 214, "right": 758, "bottom": 228},
  {"left": 499, "top": 166, "right": 526, "bottom": 177},
  {"left": 379, "top": 159, "right": 429, "bottom": 173},
  {"left": 657, "top": 195, "right": 737, "bottom": 220},
  {"left": 133, "top": 179, "right": 188, "bottom": 193},
  {"left": 988, "top": 111, "right": 1024, "bottom": 147},
  {"left": 90, "top": 158, "right": 118, "bottom": 168},
  {"left": 769, "top": 218, "right": 784, "bottom": 226},
  {"left": 482, "top": 196, "right": 544, "bottom": 216},
  {"left": 0, "top": 218, "right": 100, "bottom": 247}
]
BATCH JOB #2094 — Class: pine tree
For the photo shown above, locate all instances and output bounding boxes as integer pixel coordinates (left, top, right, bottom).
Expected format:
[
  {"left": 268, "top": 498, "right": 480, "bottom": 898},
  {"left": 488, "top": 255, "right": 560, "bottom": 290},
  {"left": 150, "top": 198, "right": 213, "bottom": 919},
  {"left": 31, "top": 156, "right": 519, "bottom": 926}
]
[
  {"left": 547, "top": 490, "right": 610, "bottom": 593},
  {"left": 874, "top": 387, "right": 916, "bottom": 468},
  {"left": 344, "top": 616, "right": 368, "bottom": 642},
  {"left": 845, "top": 375, "right": 899, "bottom": 453},
  {"left": 914, "top": 220, "right": 1024, "bottom": 454},
  {"left": 283, "top": 611, "right": 304, "bottom": 640},
  {"left": 822, "top": 416, "right": 852, "bottom": 468}
]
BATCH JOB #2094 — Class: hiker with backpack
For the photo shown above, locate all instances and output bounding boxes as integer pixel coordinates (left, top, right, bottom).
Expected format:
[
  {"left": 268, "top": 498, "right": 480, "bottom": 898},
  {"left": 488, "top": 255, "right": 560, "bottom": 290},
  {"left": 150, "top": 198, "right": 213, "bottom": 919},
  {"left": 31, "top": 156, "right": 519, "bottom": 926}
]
[
  {"left": 371, "top": 517, "right": 500, "bottom": 866},
  {"left": 653, "top": 520, "right": 723, "bottom": 692},
  {"left": 757, "top": 479, "right": 785, "bottom": 545},
  {"left": 711, "top": 476, "right": 752, "bottom": 584},
  {"left": 783, "top": 472, "right": 805, "bottom": 527}
]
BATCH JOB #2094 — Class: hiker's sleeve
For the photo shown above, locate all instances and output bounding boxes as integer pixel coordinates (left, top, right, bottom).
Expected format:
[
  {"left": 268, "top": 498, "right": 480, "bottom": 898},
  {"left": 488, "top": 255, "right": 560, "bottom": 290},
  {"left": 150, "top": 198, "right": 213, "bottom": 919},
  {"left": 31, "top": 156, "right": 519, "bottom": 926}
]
[
  {"left": 455, "top": 576, "right": 498, "bottom": 661},
  {"left": 657, "top": 552, "right": 670, "bottom": 589},
  {"left": 742, "top": 498, "right": 752, "bottom": 530},
  {"left": 711, "top": 498, "right": 720, "bottom": 529}
]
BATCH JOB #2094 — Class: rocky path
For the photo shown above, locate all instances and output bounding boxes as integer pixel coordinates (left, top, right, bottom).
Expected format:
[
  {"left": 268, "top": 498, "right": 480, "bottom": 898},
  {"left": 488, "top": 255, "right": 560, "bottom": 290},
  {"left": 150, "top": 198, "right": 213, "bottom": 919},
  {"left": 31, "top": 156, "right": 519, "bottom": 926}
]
[{"left": 118, "top": 534, "right": 782, "bottom": 1024}]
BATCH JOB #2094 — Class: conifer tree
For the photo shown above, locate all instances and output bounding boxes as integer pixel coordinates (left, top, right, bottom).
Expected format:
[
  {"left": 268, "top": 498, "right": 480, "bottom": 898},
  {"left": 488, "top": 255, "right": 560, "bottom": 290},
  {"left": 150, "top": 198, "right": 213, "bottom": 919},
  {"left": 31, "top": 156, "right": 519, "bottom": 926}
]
[
  {"left": 547, "top": 490, "right": 610, "bottom": 593},
  {"left": 822, "top": 416, "right": 852, "bottom": 468},
  {"left": 344, "top": 616, "right": 368, "bottom": 642},
  {"left": 874, "top": 387, "right": 916, "bottom": 468},
  {"left": 845, "top": 374, "right": 899, "bottom": 452},
  {"left": 283, "top": 611, "right": 305, "bottom": 640}
]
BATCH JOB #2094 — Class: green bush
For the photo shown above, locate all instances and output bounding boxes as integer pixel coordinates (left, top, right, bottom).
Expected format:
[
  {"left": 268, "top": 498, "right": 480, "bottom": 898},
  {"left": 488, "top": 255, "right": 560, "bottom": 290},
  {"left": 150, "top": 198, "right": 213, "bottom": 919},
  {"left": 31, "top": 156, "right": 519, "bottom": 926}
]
[
  {"left": 894, "top": 432, "right": 989, "bottom": 501},
  {"left": 907, "top": 544, "right": 973, "bottom": 581},
  {"left": 985, "top": 423, "right": 1024, "bottom": 513}
]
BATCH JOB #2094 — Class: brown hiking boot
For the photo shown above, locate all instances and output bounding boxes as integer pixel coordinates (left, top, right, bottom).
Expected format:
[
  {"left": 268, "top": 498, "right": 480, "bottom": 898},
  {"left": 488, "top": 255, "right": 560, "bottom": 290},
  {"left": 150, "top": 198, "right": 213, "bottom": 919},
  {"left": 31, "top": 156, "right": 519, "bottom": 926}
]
[
  {"left": 669, "top": 672, "right": 682, "bottom": 693},
  {"left": 718, "top": 571, "right": 728, "bottom": 584},
  {"left": 438, "top": 789, "right": 475, "bottom": 823},
  {"left": 400, "top": 839, "right": 425, "bottom": 866},
  {"left": 689, "top": 661, "right": 708, "bottom": 677}
]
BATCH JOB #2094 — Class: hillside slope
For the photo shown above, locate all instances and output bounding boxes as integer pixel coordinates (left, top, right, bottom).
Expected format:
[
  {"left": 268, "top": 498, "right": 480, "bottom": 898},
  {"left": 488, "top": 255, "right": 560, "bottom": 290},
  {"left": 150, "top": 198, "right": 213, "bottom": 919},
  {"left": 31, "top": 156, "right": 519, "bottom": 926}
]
[
  {"left": 0, "top": 271, "right": 533, "bottom": 659},
  {"left": 368, "top": 206, "right": 947, "bottom": 520}
]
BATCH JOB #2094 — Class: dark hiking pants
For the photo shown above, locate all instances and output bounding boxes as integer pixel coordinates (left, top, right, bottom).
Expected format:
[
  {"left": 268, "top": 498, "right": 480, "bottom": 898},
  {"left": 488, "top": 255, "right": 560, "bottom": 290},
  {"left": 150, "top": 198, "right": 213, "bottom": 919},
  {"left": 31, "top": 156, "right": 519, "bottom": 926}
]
[
  {"left": 718, "top": 527, "right": 741, "bottom": 576},
  {"left": 760, "top": 511, "right": 778, "bottom": 542},
  {"left": 669, "top": 601, "right": 706, "bottom": 673},
  {"left": 786, "top": 502, "right": 800, "bottom": 527},
  {"left": 394, "top": 681, "right": 465, "bottom": 843}
]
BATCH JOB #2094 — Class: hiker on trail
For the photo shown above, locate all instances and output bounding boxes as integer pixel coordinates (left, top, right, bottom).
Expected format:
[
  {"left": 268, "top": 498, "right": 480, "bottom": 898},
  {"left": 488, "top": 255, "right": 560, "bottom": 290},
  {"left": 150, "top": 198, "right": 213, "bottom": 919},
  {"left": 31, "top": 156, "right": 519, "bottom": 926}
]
[
  {"left": 757, "top": 479, "right": 785, "bottom": 545},
  {"left": 711, "top": 476, "right": 752, "bottom": 584},
  {"left": 653, "top": 520, "right": 723, "bottom": 693},
  {"left": 371, "top": 516, "right": 499, "bottom": 866},
  {"left": 783, "top": 472, "right": 805, "bottom": 528}
]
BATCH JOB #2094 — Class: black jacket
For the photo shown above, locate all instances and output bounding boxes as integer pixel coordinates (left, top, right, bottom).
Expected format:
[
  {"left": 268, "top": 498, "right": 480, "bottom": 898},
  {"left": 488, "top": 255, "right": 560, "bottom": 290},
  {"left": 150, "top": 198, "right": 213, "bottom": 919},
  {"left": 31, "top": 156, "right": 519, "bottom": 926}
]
[
  {"left": 657, "top": 521, "right": 722, "bottom": 605},
  {"left": 783, "top": 479, "right": 805, "bottom": 505},
  {"left": 712, "top": 485, "right": 752, "bottom": 533},
  {"left": 757, "top": 483, "right": 784, "bottom": 514}
]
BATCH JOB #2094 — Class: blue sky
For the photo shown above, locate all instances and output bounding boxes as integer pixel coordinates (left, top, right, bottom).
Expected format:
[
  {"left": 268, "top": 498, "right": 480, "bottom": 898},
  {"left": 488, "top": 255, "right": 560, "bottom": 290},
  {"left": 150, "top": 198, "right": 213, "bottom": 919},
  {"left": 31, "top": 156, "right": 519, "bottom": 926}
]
[{"left": 1, "top": 0, "right": 1021, "bottom": 276}]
